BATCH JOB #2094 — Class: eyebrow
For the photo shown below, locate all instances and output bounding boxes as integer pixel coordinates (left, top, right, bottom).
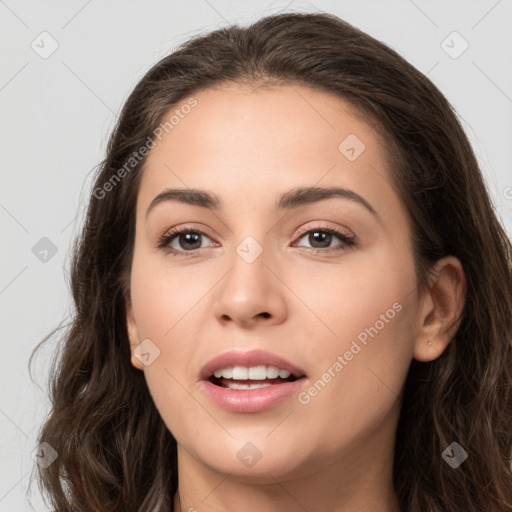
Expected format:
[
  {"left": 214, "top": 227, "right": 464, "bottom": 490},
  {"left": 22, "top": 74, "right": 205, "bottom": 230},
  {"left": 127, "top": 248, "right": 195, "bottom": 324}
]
[{"left": 145, "top": 186, "right": 380, "bottom": 221}]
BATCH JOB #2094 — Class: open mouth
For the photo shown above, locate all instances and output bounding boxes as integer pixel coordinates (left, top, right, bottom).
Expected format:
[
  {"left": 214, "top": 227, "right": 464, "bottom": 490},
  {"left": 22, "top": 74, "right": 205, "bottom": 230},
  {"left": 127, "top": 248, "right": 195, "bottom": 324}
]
[
  {"left": 201, "top": 360, "right": 308, "bottom": 411},
  {"left": 208, "top": 374, "right": 300, "bottom": 390}
]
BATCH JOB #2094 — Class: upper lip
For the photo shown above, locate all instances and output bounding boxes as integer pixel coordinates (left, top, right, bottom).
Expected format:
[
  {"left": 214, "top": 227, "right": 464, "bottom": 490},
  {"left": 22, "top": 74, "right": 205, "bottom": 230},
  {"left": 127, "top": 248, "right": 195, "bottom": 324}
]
[{"left": 200, "top": 349, "right": 307, "bottom": 381}]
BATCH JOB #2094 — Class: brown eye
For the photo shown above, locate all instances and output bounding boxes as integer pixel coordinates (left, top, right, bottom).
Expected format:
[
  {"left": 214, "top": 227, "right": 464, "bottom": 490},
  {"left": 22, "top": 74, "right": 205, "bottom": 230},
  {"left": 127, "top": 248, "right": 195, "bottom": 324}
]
[
  {"left": 305, "top": 230, "right": 333, "bottom": 248},
  {"left": 157, "top": 228, "right": 215, "bottom": 256},
  {"left": 175, "top": 232, "right": 203, "bottom": 250},
  {"left": 295, "top": 227, "right": 355, "bottom": 252}
]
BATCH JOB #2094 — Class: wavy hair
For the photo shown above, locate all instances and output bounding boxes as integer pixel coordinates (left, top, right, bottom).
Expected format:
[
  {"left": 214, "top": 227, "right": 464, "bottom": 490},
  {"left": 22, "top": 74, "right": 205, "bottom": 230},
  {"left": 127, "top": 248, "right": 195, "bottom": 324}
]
[{"left": 29, "top": 11, "right": 512, "bottom": 512}]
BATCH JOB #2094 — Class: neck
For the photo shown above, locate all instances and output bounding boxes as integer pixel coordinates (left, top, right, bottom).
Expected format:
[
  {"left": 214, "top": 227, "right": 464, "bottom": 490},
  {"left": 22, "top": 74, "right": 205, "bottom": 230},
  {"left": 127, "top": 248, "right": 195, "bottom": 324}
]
[{"left": 173, "top": 478, "right": 400, "bottom": 512}]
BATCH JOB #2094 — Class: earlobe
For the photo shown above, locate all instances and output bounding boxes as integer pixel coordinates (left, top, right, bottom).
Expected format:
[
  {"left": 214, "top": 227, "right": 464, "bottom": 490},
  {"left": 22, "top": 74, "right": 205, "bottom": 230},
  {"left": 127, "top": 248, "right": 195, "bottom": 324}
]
[
  {"left": 126, "top": 303, "right": 145, "bottom": 371},
  {"left": 413, "top": 256, "right": 466, "bottom": 362}
]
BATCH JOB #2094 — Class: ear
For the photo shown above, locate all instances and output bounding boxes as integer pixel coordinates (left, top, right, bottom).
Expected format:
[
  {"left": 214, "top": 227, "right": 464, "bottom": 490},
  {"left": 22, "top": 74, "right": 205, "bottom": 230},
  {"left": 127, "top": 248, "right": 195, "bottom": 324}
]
[
  {"left": 126, "top": 301, "right": 144, "bottom": 371},
  {"left": 413, "top": 255, "right": 466, "bottom": 362}
]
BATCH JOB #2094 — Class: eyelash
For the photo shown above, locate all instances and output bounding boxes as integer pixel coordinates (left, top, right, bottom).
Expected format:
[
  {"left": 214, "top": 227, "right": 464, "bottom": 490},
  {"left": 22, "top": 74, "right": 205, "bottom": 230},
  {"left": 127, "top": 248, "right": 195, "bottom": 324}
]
[{"left": 157, "top": 224, "right": 355, "bottom": 257}]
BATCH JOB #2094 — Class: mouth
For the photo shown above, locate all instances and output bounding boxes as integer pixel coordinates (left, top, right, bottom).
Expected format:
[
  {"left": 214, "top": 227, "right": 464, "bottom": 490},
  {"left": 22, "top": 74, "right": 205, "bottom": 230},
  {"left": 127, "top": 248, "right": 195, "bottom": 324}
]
[
  {"left": 200, "top": 349, "right": 307, "bottom": 392},
  {"left": 201, "top": 359, "right": 308, "bottom": 413},
  {"left": 207, "top": 369, "right": 302, "bottom": 390}
]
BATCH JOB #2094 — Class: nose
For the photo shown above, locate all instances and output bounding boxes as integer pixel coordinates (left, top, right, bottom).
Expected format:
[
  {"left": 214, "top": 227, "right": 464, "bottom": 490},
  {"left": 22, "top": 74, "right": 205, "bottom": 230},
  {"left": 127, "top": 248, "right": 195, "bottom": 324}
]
[{"left": 212, "top": 240, "right": 287, "bottom": 328}]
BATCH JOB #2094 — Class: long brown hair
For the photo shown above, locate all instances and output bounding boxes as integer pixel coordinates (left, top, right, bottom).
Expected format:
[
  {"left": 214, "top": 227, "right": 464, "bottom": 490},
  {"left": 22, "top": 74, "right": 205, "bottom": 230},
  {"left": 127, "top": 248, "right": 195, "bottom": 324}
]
[{"left": 29, "top": 11, "right": 512, "bottom": 511}]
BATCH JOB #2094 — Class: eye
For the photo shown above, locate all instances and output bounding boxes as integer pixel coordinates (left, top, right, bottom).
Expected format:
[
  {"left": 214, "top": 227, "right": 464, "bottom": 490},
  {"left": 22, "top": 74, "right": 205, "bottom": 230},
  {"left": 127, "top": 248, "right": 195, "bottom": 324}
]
[
  {"left": 157, "top": 227, "right": 216, "bottom": 256},
  {"left": 157, "top": 224, "right": 355, "bottom": 257},
  {"left": 293, "top": 225, "right": 355, "bottom": 253}
]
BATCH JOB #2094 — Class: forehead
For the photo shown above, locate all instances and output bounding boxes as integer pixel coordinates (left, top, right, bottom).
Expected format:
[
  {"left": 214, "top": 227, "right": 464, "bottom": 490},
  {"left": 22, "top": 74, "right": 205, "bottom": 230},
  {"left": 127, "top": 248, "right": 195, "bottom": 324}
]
[{"left": 137, "top": 83, "right": 397, "bottom": 220}]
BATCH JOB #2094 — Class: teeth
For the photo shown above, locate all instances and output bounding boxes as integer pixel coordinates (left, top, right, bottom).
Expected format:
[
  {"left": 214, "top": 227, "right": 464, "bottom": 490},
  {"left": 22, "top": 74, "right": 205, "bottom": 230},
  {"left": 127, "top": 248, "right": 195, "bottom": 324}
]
[
  {"left": 232, "top": 365, "right": 248, "bottom": 380},
  {"left": 212, "top": 365, "right": 293, "bottom": 380},
  {"left": 219, "top": 367, "right": 233, "bottom": 378},
  {"left": 266, "top": 366, "right": 280, "bottom": 379},
  {"left": 248, "top": 365, "right": 267, "bottom": 379},
  {"left": 226, "top": 381, "right": 273, "bottom": 390}
]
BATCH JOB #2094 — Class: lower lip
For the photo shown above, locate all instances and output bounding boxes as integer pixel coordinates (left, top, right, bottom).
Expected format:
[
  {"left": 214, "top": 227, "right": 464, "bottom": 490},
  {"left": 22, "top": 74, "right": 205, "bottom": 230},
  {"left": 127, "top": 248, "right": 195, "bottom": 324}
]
[{"left": 201, "top": 378, "right": 307, "bottom": 413}]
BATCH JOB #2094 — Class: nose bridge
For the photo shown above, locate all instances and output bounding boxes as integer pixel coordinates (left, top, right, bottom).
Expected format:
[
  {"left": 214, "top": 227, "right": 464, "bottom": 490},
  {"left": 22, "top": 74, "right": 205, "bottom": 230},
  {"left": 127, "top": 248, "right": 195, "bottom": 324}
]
[
  {"left": 223, "top": 206, "right": 275, "bottom": 277},
  {"left": 212, "top": 225, "right": 286, "bottom": 324},
  {"left": 226, "top": 232, "right": 270, "bottom": 299}
]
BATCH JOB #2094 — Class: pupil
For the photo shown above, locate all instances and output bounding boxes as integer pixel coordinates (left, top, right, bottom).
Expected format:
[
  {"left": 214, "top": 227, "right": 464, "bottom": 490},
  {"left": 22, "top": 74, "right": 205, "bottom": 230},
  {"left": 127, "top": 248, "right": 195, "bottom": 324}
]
[
  {"left": 309, "top": 231, "right": 331, "bottom": 248},
  {"left": 180, "top": 233, "right": 201, "bottom": 250}
]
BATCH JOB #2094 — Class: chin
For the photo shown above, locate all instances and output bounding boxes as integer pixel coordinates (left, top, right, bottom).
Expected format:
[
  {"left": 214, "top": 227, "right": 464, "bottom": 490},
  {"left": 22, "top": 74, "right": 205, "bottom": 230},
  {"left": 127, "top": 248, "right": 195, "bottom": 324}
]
[{"left": 185, "top": 435, "right": 316, "bottom": 483}]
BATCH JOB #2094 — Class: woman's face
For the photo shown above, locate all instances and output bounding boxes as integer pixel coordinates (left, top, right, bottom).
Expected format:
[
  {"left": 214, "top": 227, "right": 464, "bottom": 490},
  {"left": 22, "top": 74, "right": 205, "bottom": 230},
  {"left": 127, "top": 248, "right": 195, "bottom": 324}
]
[{"left": 126, "top": 83, "right": 426, "bottom": 481}]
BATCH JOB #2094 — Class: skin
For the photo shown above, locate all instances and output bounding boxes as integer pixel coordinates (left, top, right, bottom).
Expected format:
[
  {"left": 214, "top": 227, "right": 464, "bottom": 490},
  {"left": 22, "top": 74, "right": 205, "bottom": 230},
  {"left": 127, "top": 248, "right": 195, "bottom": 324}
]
[{"left": 125, "top": 83, "right": 466, "bottom": 512}]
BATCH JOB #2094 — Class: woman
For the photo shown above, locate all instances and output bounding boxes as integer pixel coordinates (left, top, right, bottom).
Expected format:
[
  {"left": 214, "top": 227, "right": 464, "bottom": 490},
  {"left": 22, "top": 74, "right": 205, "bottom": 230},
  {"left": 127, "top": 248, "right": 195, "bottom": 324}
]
[{"left": 30, "top": 11, "right": 512, "bottom": 512}]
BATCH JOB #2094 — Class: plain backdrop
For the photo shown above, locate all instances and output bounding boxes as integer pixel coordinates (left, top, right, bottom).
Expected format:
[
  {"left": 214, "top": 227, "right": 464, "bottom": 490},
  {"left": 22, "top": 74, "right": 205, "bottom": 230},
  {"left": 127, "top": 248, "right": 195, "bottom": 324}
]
[{"left": 1, "top": 0, "right": 511, "bottom": 510}]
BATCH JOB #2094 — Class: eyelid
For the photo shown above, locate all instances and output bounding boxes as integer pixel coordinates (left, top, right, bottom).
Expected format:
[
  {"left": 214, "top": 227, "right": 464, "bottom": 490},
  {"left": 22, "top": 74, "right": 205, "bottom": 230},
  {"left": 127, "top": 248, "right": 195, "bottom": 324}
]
[
  {"left": 157, "top": 221, "right": 356, "bottom": 256},
  {"left": 294, "top": 222, "right": 353, "bottom": 239}
]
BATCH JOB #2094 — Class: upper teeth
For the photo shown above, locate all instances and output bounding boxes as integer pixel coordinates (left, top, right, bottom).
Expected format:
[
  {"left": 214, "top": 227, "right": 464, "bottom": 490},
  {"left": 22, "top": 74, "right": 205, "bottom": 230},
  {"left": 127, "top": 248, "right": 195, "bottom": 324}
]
[{"left": 213, "top": 365, "right": 292, "bottom": 380}]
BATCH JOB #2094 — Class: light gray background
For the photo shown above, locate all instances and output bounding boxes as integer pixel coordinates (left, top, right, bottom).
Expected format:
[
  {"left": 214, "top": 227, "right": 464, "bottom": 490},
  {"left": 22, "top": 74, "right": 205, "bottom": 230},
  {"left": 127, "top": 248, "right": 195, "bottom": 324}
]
[{"left": 1, "top": 0, "right": 511, "bottom": 510}]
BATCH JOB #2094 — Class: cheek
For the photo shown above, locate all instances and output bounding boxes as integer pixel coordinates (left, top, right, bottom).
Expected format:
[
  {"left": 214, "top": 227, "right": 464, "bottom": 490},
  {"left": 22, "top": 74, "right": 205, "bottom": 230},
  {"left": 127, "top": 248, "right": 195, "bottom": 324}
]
[
  {"left": 291, "top": 249, "right": 416, "bottom": 426},
  {"left": 288, "top": 241, "right": 415, "bottom": 348},
  {"left": 129, "top": 247, "right": 215, "bottom": 338},
  {"left": 129, "top": 252, "right": 206, "bottom": 427}
]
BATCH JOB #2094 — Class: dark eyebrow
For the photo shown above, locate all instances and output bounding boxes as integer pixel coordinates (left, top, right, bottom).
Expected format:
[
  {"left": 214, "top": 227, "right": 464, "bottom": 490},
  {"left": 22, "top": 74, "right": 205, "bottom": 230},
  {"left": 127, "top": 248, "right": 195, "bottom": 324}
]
[
  {"left": 275, "top": 186, "right": 379, "bottom": 220},
  {"left": 145, "top": 186, "right": 380, "bottom": 222},
  {"left": 146, "top": 189, "right": 221, "bottom": 218}
]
